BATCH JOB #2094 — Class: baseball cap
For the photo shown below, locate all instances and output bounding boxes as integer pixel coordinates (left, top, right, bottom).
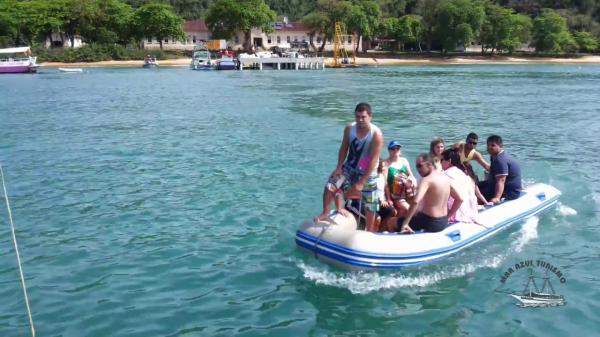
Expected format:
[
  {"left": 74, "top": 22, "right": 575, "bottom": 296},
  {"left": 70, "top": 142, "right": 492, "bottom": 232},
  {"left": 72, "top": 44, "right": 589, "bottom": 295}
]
[{"left": 388, "top": 140, "right": 402, "bottom": 149}]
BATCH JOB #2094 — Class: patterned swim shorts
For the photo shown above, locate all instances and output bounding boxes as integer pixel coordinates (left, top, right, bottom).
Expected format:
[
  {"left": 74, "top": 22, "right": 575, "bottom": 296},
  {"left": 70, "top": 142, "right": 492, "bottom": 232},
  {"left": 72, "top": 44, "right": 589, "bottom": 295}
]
[{"left": 341, "top": 165, "right": 379, "bottom": 212}]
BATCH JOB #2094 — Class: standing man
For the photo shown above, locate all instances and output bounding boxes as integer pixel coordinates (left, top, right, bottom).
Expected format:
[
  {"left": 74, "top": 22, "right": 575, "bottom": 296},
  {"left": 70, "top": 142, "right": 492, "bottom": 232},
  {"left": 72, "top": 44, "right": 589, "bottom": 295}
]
[
  {"left": 478, "top": 135, "right": 522, "bottom": 204},
  {"left": 399, "top": 154, "right": 463, "bottom": 233},
  {"left": 314, "top": 102, "right": 384, "bottom": 232}
]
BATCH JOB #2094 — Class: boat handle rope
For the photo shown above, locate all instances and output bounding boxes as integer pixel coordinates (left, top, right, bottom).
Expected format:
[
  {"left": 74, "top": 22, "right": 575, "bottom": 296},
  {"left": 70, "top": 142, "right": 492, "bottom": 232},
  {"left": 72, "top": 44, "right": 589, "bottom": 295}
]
[
  {"left": 1, "top": 163, "right": 36, "bottom": 337},
  {"left": 313, "top": 218, "right": 333, "bottom": 260}
]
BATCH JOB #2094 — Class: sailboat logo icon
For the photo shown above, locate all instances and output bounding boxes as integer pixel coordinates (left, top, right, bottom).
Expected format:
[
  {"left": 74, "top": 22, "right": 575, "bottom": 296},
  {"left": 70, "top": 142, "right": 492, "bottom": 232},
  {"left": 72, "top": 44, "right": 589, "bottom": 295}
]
[
  {"left": 509, "top": 269, "right": 566, "bottom": 307},
  {"left": 496, "top": 260, "right": 567, "bottom": 308}
]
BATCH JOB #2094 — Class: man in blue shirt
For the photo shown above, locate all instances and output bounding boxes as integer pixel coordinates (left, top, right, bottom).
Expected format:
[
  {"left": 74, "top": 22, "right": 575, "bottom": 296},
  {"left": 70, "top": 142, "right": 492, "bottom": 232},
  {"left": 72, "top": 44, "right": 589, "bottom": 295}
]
[{"left": 478, "top": 135, "right": 522, "bottom": 204}]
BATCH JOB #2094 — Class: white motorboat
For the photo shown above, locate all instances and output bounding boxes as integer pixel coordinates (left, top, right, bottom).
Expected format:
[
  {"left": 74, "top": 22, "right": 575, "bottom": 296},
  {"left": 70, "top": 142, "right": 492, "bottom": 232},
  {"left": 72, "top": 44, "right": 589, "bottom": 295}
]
[
  {"left": 143, "top": 55, "right": 159, "bottom": 68},
  {"left": 58, "top": 67, "right": 83, "bottom": 73},
  {"left": 296, "top": 183, "right": 561, "bottom": 270},
  {"left": 191, "top": 49, "right": 215, "bottom": 70}
]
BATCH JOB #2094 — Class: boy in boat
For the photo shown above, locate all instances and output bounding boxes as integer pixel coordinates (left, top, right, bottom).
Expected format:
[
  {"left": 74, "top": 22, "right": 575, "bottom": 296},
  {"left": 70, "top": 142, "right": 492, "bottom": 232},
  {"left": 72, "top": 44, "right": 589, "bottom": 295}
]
[
  {"left": 314, "top": 102, "right": 384, "bottom": 232},
  {"left": 399, "top": 154, "right": 463, "bottom": 233},
  {"left": 375, "top": 159, "right": 396, "bottom": 231},
  {"left": 453, "top": 132, "right": 490, "bottom": 175}
]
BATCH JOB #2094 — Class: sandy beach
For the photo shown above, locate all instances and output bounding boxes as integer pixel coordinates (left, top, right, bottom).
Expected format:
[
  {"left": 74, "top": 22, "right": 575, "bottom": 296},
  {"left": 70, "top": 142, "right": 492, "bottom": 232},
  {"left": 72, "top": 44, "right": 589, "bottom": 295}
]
[{"left": 41, "top": 55, "right": 600, "bottom": 68}]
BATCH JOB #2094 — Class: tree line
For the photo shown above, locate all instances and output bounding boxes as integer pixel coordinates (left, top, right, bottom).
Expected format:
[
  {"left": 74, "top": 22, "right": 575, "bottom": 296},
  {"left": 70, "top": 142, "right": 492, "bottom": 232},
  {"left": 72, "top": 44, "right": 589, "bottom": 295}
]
[
  {"left": 1, "top": 0, "right": 598, "bottom": 54},
  {"left": 0, "top": 0, "right": 185, "bottom": 50},
  {"left": 205, "top": 0, "right": 598, "bottom": 53}
]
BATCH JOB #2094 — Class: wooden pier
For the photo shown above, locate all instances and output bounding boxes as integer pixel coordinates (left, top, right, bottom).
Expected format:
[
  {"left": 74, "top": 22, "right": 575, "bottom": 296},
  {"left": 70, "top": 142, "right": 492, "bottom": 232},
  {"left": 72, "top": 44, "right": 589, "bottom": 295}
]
[{"left": 238, "top": 57, "right": 325, "bottom": 70}]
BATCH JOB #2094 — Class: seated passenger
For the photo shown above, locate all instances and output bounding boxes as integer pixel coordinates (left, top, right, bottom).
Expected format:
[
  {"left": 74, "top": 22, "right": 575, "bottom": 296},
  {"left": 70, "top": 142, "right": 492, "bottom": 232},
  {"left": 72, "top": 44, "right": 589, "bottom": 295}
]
[
  {"left": 478, "top": 135, "right": 523, "bottom": 204},
  {"left": 429, "top": 137, "right": 446, "bottom": 172},
  {"left": 375, "top": 159, "right": 396, "bottom": 231},
  {"left": 384, "top": 140, "right": 416, "bottom": 218},
  {"left": 441, "top": 149, "right": 483, "bottom": 224},
  {"left": 453, "top": 132, "right": 490, "bottom": 182},
  {"left": 398, "top": 154, "right": 463, "bottom": 233}
]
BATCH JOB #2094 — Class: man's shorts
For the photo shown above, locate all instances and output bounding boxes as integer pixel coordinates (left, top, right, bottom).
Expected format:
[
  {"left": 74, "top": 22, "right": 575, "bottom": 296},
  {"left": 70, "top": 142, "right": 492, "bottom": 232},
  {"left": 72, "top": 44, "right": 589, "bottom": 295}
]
[
  {"left": 397, "top": 212, "right": 448, "bottom": 233},
  {"left": 341, "top": 165, "right": 379, "bottom": 212},
  {"left": 378, "top": 204, "right": 395, "bottom": 218}
]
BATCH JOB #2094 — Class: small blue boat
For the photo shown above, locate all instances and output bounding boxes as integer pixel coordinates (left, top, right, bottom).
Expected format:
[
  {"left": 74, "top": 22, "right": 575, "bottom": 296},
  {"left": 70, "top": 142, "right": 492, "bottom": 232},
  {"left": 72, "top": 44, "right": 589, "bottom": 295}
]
[{"left": 216, "top": 57, "right": 237, "bottom": 70}]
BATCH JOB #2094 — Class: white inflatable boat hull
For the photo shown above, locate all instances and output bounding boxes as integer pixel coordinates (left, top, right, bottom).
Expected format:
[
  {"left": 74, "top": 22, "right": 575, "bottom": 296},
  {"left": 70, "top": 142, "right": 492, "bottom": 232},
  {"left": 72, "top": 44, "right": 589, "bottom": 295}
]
[{"left": 296, "top": 183, "right": 560, "bottom": 270}]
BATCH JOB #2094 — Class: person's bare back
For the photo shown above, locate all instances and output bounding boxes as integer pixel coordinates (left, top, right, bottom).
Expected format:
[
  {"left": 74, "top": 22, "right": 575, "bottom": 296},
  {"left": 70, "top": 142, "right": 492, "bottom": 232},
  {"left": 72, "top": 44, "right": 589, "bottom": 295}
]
[
  {"left": 419, "top": 171, "right": 451, "bottom": 218},
  {"left": 400, "top": 153, "right": 463, "bottom": 233}
]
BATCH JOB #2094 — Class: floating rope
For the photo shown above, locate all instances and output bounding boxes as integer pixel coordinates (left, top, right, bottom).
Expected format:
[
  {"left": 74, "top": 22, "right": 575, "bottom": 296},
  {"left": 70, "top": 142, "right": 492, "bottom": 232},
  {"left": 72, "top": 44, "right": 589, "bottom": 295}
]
[{"left": 0, "top": 163, "right": 35, "bottom": 337}]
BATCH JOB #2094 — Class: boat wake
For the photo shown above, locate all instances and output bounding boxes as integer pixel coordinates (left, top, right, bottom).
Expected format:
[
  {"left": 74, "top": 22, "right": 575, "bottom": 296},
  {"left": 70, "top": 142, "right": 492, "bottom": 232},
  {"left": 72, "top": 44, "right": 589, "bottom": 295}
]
[
  {"left": 298, "top": 255, "right": 506, "bottom": 294},
  {"left": 556, "top": 202, "right": 577, "bottom": 216},
  {"left": 512, "top": 216, "right": 539, "bottom": 253},
  {"left": 297, "top": 217, "right": 541, "bottom": 294}
]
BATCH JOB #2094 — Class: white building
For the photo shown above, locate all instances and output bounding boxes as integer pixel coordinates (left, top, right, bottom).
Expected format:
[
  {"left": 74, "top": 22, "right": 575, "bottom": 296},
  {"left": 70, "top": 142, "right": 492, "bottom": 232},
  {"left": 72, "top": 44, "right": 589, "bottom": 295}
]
[
  {"left": 44, "top": 33, "right": 84, "bottom": 49},
  {"left": 143, "top": 19, "right": 359, "bottom": 52}
]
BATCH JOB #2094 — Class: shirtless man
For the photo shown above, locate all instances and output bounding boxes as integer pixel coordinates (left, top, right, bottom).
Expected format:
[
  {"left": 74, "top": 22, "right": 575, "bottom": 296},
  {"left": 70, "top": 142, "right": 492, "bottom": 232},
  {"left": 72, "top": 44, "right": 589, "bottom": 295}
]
[
  {"left": 399, "top": 154, "right": 463, "bottom": 233},
  {"left": 315, "top": 102, "right": 384, "bottom": 232}
]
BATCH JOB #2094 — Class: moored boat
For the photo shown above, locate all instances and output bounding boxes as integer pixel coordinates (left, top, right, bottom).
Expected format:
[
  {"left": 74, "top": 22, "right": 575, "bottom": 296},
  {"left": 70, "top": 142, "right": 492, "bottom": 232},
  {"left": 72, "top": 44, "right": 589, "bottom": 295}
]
[
  {"left": 296, "top": 183, "right": 560, "bottom": 270},
  {"left": 216, "top": 57, "right": 237, "bottom": 70},
  {"left": 58, "top": 67, "right": 83, "bottom": 73},
  {"left": 0, "top": 46, "right": 39, "bottom": 74},
  {"left": 191, "top": 49, "right": 215, "bottom": 70},
  {"left": 143, "top": 55, "right": 159, "bottom": 68}
]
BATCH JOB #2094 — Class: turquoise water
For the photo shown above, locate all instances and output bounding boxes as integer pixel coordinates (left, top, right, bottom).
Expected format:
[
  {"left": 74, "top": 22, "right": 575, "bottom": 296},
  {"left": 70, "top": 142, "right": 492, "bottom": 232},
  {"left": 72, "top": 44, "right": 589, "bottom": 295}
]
[{"left": 0, "top": 65, "right": 599, "bottom": 336}]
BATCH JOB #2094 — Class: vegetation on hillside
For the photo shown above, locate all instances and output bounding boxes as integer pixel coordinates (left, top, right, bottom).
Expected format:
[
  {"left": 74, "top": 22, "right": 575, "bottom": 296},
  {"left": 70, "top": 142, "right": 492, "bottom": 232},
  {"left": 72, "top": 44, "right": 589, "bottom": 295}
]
[{"left": 1, "top": 0, "right": 598, "bottom": 61}]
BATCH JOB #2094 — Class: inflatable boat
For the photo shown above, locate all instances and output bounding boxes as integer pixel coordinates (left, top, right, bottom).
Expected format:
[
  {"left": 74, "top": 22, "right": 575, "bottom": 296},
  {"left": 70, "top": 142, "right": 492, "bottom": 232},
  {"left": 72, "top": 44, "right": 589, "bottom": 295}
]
[{"left": 296, "top": 183, "right": 560, "bottom": 270}]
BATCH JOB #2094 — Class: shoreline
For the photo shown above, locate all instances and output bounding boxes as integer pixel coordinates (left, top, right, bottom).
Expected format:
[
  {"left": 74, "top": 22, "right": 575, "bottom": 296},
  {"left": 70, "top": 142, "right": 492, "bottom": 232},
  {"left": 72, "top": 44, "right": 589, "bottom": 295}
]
[{"left": 41, "top": 55, "right": 600, "bottom": 68}]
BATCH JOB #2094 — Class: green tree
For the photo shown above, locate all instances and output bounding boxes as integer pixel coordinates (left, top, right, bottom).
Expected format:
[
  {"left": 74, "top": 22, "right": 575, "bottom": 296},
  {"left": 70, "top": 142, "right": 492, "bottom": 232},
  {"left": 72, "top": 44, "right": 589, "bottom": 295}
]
[
  {"left": 532, "top": 9, "right": 576, "bottom": 52},
  {"left": 9, "top": 0, "right": 67, "bottom": 47},
  {"left": 0, "top": 0, "right": 17, "bottom": 46},
  {"left": 377, "top": 0, "right": 407, "bottom": 18},
  {"left": 573, "top": 30, "right": 598, "bottom": 52},
  {"left": 302, "top": 0, "right": 354, "bottom": 52},
  {"left": 380, "top": 14, "right": 423, "bottom": 51},
  {"left": 302, "top": 11, "right": 328, "bottom": 50},
  {"left": 347, "top": 0, "right": 381, "bottom": 52},
  {"left": 434, "top": 0, "right": 485, "bottom": 53},
  {"left": 415, "top": 0, "right": 439, "bottom": 51},
  {"left": 131, "top": 3, "right": 185, "bottom": 49},
  {"left": 399, "top": 14, "right": 424, "bottom": 51},
  {"left": 266, "top": 0, "right": 318, "bottom": 20},
  {"left": 60, "top": 0, "right": 104, "bottom": 48},
  {"left": 205, "top": 0, "right": 276, "bottom": 52},
  {"left": 85, "top": 0, "right": 133, "bottom": 44},
  {"left": 480, "top": 4, "right": 531, "bottom": 53}
]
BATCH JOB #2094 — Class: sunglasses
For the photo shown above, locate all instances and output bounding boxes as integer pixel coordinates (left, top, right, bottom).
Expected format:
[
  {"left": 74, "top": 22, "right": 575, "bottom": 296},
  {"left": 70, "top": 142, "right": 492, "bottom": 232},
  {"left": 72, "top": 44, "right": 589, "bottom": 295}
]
[
  {"left": 467, "top": 140, "right": 478, "bottom": 146},
  {"left": 416, "top": 162, "right": 429, "bottom": 169},
  {"left": 389, "top": 146, "right": 401, "bottom": 151}
]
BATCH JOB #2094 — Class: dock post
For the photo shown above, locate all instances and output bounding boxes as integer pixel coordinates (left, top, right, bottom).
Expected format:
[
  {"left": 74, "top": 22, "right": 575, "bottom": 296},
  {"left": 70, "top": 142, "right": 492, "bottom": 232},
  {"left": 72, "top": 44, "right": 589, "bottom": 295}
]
[
  {"left": 277, "top": 62, "right": 280, "bottom": 70},
  {"left": 259, "top": 62, "right": 262, "bottom": 71},
  {"left": 295, "top": 61, "right": 298, "bottom": 70}
]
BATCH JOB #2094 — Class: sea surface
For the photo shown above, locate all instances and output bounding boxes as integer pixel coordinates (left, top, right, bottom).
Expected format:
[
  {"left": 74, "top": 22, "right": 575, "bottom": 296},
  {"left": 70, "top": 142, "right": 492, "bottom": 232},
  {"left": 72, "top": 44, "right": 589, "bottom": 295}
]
[{"left": 0, "top": 64, "right": 599, "bottom": 336}]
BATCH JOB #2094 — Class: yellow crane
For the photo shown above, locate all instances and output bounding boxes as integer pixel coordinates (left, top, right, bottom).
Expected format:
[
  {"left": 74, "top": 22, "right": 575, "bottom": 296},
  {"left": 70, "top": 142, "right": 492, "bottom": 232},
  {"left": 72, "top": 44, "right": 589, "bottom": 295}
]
[{"left": 332, "top": 21, "right": 356, "bottom": 68}]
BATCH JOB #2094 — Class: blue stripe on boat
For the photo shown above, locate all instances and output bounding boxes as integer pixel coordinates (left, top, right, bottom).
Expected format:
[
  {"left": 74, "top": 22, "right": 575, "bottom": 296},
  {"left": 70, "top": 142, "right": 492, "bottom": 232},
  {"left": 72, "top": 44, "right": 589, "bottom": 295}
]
[{"left": 295, "top": 195, "right": 559, "bottom": 267}]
